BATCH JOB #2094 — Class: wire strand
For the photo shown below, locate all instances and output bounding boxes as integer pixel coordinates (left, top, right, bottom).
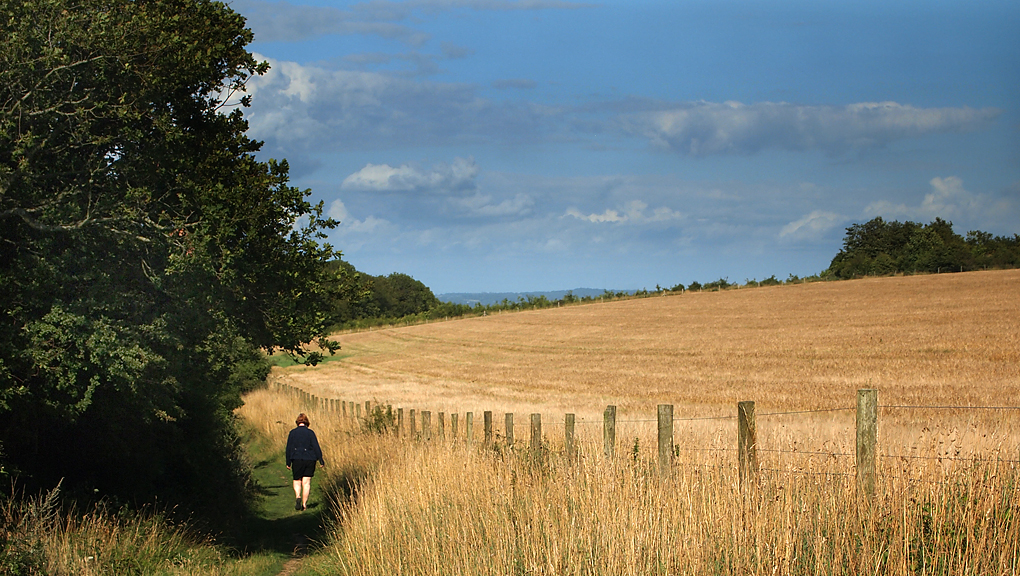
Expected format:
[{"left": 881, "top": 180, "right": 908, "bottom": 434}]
[
  {"left": 880, "top": 404, "right": 1020, "bottom": 411},
  {"left": 758, "top": 408, "right": 854, "bottom": 416},
  {"left": 758, "top": 448, "right": 854, "bottom": 458},
  {"left": 881, "top": 453, "right": 1020, "bottom": 464}
]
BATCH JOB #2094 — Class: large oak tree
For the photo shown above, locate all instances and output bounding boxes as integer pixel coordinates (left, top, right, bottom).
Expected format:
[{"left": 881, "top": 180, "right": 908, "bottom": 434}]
[{"left": 0, "top": 0, "right": 352, "bottom": 513}]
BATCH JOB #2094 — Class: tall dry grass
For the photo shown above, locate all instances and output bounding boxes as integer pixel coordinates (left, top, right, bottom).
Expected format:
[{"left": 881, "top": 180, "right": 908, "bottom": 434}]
[
  {"left": 239, "top": 386, "right": 1020, "bottom": 576},
  {"left": 0, "top": 483, "right": 273, "bottom": 576}
]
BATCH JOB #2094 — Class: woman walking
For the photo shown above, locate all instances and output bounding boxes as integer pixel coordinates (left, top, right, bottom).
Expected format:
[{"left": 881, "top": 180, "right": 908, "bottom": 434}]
[{"left": 286, "top": 413, "right": 324, "bottom": 511}]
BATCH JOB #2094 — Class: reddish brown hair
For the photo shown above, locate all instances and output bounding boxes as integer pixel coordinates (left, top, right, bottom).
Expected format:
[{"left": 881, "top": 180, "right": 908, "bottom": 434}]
[{"left": 295, "top": 413, "right": 310, "bottom": 426}]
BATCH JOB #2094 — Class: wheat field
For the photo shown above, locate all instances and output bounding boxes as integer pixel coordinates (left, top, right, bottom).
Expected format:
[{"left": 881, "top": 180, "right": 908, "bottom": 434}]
[
  {"left": 285, "top": 270, "right": 1019, "bottom": 414},
  {"left": 243, "top": 271, "right": 1020, "bottom": 575},
  {"left": 278, "top": 270, "right": 1020, "bottom": 460}
]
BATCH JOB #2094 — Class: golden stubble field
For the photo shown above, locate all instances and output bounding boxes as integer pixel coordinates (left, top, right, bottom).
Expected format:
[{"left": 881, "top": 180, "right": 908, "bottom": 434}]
[
  {"left": 254, "top": 270, "right": 1020, "bottom": 575},
  {"left": 280, "top": 270, "right": 1018, "bottom": 415}
]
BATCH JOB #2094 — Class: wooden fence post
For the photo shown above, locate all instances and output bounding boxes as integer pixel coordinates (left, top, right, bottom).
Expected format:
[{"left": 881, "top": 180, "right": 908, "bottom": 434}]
[
  {"left": 438, "top": 412, "right": 446, "bottom": 441},
  {"left": 348, "top": 402, "right": 355, "bottom": 420},
  {"left": 565, "top": 413, "right": 576, "bottom": 460},
  {"left": 530, "top": 414, "right": 542, "bottom": 454},
  {"left": 466, "top": 412, "right": 474, "bottom": 445},
  {"left": 737, "top": 401, "right": 757, "bottom": 489},
  {"left": 484, "top": 411, "right": 493, "bottom": 445},
  {"left": 409, "top": 409, "right": 417, "bottom": 437},
  {"left": 505, "top": 413, "right": 514, "bottom": 449},
  {"left": 356, "top": 403, "right": 361, "bottom": 421},
  {"left": 658, "top": 404, "right": 673, "bottom": 476},
  {"left": 422, "top": 411, "right": 432, "bottom": 442},
  {"left": 365, "top": 401, "right": 371, "bottom": 418},
  {"left": 857, "top": 389, "right": 878, "bottom": 498},
  {"left": 397, "top": 408, "right": 404, "bottom": 437},
  {"left": 604, "top": 405, "right": 617, "bottom": 460},
  {"left": 451, "top": 413, "right": 459, "bottom": 440}
]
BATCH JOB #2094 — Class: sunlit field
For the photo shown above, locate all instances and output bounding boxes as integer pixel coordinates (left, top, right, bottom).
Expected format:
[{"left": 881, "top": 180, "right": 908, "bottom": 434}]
[{"left": 247, "top": 270, "right": 1020, "bottom": 575}]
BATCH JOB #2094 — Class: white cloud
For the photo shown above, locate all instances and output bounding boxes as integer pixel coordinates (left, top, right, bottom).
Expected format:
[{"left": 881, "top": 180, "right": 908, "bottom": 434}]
[
  {"left": 922, "top": 176, "right": 981, "bottom": 217},
  {"left": 244, "top": 55, "right": 1001, "bottom": 161},
  {"left": 864, "top": 176, "right": 1011, "bottom": 223},
  {"left": 779, "top": 210, "right": 843, "bottom": 240},
  {"left": 328, "top": 199, "right": 392, "bottom": 234},
  {"left": 565, "top": 207, "right": 625, "bottom": 223},
  {"left": 341, "top": 157, "right": 479, "bottom": 193},
  {"left": 618, "top": 101, "right": 1001, "bottom": 156},
  {"left": 455, "top": 193, "right": 535, "bottom": 217},
  {"left": 244, "top": 56, "right": 555, "bottom": 152},
  {"left": 564, "top": 200, "right": 684, "bottom": 224}
]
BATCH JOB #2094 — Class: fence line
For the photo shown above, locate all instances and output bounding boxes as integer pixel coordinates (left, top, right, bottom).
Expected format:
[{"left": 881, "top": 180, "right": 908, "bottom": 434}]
[
  {"left": 880, "top": 404, "right": 1020, "bottom": 411},
  {"left": 271, "top": 381, "right": 1020, "bottom": 494}
]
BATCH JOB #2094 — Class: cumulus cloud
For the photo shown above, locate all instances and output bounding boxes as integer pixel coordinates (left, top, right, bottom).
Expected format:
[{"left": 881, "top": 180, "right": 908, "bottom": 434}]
[
  {"left": 564, "top": 201, "right": 684, "bottom": 224},
  {"left": 618, "top": 101, "right": 1001, "bottom": 156},
  {"left": 327, "top": 200, "right": 393, "bottom": 235},
  {"left": 244, "top": 56, "right": 556, "bottom": 152},
  {"left": 864, "top": 176, "right": 1011, "bottom": 223},
  {"left": 244, "top": 62, "right": 1002, "bottom": 159},
  {"left": 341, "top": 157, "right": 479, "bottom": 193},
  {"left": 779, "top": 210, "right": 843, "bottom": 240}
]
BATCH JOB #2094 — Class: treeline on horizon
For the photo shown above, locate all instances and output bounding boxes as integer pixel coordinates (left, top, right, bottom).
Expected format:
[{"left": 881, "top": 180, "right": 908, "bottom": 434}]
[{"left": 334, "top": 216, "right": 1020, "bottom": 331}]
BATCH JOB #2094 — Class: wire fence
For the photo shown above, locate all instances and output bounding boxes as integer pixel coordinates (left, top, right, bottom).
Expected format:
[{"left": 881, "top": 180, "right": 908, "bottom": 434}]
[{"left": 275, "top": 382, "right": 1020, "bottom": 491}]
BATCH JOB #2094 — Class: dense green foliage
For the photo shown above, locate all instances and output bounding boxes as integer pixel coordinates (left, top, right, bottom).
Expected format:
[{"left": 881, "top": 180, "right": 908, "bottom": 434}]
[
  {"left": 331, "top": 262, "right": 439, "bottom": 328},
  {"left": 828, "top": 217, "right": 1020, "bottom": 279},
  {"left": 0, "top": 0, "right": 354, "bottom": 517}
]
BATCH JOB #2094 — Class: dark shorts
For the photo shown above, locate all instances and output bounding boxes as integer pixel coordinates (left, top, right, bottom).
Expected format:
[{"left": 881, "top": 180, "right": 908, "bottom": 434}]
[{"left": 291, "top": 459, "right": 316, "bottom": 480}]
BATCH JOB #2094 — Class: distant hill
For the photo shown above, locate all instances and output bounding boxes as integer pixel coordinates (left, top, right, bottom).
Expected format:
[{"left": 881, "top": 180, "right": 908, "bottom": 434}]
[{"left": 437, "top": 288, "right": 631, "bottom": 306}]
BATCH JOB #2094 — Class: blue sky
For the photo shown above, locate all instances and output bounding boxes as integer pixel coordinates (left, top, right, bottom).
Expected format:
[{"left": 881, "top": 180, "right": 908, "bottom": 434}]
[{"left": 229, "top": 0, "right": 1019, "bottom": 294}]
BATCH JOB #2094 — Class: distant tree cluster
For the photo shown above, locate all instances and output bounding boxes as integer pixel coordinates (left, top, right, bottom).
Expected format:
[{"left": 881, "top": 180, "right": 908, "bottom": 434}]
[
  {"left": 331, "top": 261, "right": 440, "bottom": 327},
  {"left": 828, "top": 217, "right": 1020, "bottom": 279}
]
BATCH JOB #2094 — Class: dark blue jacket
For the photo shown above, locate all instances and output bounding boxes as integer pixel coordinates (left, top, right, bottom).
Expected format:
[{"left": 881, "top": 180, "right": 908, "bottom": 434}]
[{"left": 286, "top": 425, "right": 324, "bottom": 466}]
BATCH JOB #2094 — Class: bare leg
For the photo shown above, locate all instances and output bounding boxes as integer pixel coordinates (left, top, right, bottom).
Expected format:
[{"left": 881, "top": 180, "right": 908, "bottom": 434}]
[
  {"left": 301, "top": 477, "right": 311, "bottom": 509},
  {"left": 293, "top": 479, "right": 303, "bottom": 499}
]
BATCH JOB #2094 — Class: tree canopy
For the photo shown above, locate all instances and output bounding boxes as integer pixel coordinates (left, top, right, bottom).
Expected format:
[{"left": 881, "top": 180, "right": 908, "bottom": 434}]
[
  {"left": 0, "top": 0, "right": 354, "bottom": 514},
  {"left": 828, "top": 217, "right": 1020, "bottom": 279},
  {"left": 330, "top": 263, "right": 440, "bottom": 326}
]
